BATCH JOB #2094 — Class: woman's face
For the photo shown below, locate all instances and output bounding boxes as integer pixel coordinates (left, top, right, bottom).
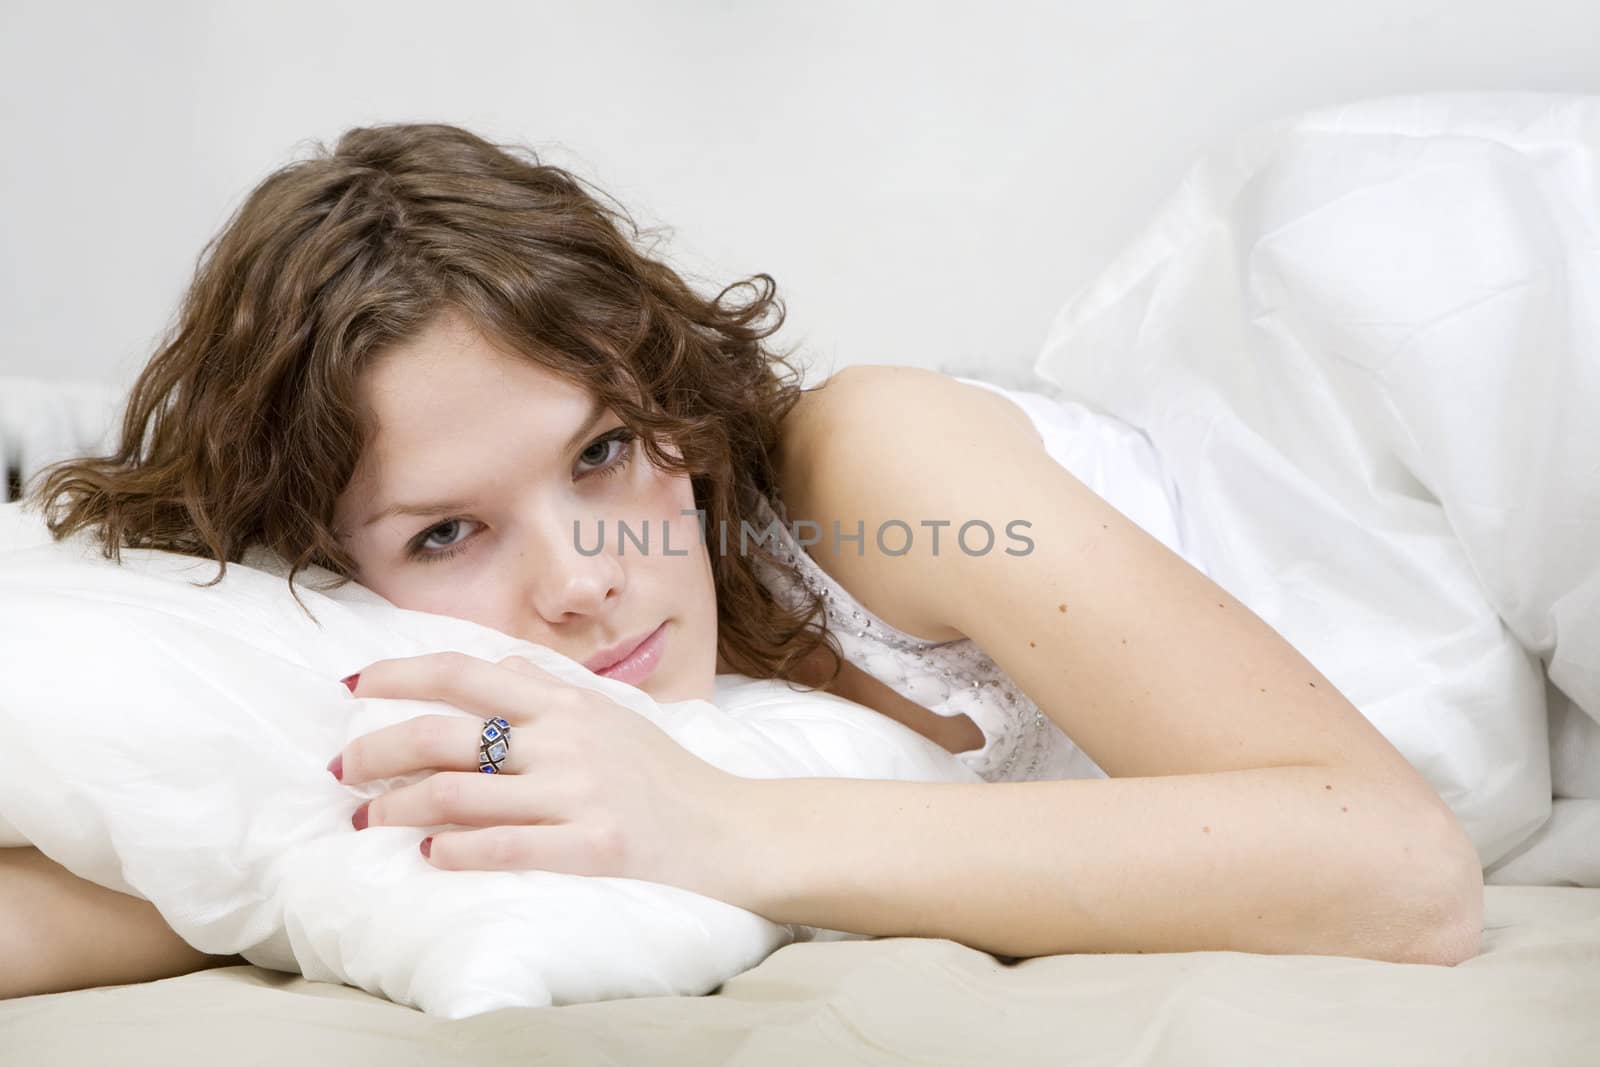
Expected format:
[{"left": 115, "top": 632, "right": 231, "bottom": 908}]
[{"left": 333, "top": 311, "right": 722, "bottom": 705}]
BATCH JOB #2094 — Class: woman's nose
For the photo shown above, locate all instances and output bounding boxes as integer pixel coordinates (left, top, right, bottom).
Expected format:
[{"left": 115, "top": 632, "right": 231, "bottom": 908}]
[{"left": 520, "top": 514, "right": 626, "bottom": 622}]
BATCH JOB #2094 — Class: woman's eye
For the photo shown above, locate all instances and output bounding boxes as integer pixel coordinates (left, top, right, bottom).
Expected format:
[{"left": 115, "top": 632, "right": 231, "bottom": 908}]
[
  {"left": 408, "top": 518, "right": 478, "bottom": 561},
  {"left": 578, "top": 429, "right": 636, "bottom": 478}
]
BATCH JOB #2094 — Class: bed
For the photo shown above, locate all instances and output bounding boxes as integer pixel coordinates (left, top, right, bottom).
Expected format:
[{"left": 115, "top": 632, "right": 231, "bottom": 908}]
[{"left": 2, "top": 886, "right": 1596, "bottom": 1065}]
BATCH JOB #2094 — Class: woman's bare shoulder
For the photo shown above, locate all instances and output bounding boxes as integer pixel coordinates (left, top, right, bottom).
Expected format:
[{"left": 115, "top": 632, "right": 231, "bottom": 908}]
[
  {"left": 772, "top": 365, "right": 995, "bottom": 643},
  {"left": 774, "top": 364, "right": 972, "bottom": 499}
]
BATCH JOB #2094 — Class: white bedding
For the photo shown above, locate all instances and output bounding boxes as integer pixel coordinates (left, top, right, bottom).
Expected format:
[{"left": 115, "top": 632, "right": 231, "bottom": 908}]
[{"left": 1032, "top": 90, "right": 1600, "bottom": 884}]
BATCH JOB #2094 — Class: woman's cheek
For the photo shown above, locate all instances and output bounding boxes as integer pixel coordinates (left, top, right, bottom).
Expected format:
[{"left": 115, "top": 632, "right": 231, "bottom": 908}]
[{"left": 390, "top": 554, "right": 491, "bottom": 619}]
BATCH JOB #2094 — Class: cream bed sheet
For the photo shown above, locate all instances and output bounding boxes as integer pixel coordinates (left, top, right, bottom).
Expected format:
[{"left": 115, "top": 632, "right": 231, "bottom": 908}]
[{"left": 4, "top": 886, "right": 1596, "bottom": 1066}]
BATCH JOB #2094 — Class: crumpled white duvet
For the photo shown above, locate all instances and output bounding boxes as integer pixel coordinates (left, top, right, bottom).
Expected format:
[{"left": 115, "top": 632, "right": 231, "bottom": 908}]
[
  {"left": 0, "top": 507, "right": 978, "bottom": 1017},
  {"left": 1032, "top": 90, "right": 1600, "bottom": 884}
]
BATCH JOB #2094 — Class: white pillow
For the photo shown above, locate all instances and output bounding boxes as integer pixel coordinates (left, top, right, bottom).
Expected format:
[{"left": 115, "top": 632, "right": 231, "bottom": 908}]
[
  {"left": 1032, "top": 90, "right": 1600, "bottom": 876},
  {"left": 0, "top": 501, "right": 979, "bottom": 1016}
]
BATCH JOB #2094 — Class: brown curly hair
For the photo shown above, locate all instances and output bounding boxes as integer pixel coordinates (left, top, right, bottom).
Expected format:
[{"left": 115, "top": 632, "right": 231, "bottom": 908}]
[{"left": 27, "top": 122, "right": 842, "bottom": 686}]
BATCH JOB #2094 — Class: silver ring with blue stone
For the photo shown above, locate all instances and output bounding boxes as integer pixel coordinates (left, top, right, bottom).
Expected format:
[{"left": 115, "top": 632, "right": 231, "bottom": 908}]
[{"left": 477, "top": 716, "right": 512, "bottom": 774}]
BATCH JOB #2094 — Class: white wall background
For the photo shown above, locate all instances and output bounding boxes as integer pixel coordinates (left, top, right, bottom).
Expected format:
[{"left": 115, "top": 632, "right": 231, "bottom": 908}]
[{"left": 3, "top": 0, "right": 1599, "bottom": 392}]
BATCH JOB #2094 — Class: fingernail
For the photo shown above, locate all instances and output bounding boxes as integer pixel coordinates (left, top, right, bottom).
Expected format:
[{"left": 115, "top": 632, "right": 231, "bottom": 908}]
[
  {"left": 326, "top": 754, "right": 343, "bottom": 782},
  {"left": 352, "top": 802, "right": 370, "bottom": 831},
  {"left": 341, "top": 673, "right": 361, "bottom": 694},
  {"left": 420, "top": 836, "right": 432, "bottom": 859}
]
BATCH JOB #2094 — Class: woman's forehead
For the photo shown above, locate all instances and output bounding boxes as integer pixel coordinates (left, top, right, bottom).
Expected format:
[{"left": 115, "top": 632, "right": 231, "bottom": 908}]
[
  {"left": 361, "top": 351, "right": 594, "bottom": 455},
  {"left": 363, "top": 315, "right": 584, "bottom": 408}
]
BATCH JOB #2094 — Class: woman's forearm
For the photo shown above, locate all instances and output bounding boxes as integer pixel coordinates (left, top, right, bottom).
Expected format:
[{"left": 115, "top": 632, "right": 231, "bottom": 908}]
[
  {"left": 0, "top": 846, "right": 245, "bottom": 999},
  {"left": 733, "top": 766, "right": 1483, "bottom": 965}
]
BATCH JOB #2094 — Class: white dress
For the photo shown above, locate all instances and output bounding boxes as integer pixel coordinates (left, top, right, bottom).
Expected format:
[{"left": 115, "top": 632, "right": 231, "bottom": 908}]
[{"left": 747, "top": 375, "right": 1215, "bottom": 784}]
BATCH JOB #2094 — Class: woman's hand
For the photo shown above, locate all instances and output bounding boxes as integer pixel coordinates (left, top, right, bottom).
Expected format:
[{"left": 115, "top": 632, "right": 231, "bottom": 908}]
[{"left": 328, "top": 652, "right": 759, "bottom": 909}]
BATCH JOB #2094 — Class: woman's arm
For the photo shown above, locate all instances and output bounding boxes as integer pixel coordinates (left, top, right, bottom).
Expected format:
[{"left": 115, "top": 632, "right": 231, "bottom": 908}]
[
  {"left": 763, "top": 366, "right": 1482, "bottom": 962},
  {"left": 733, "top": 766, "right": 1482, "bottom": 964},
  {"left": 0, "top": 846, "right": 246, "bottom": 999}
]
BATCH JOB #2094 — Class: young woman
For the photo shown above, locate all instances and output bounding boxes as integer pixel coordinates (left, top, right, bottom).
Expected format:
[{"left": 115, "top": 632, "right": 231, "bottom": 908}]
[{"left": 8, "top": 123, "right": 1482, "bottom": 997}]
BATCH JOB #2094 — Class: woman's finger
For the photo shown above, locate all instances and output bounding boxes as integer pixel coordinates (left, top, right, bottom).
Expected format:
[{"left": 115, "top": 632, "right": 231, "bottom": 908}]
[
  {"left": 338, "top": 713, "right": 526, "bottom": 784},
  {"left": 358, "top": 770, "right": 555, "bottom": 832},
  {"left": 495, "top": 654, "right": 559, "bottom": 681},
  {"left": 349, "top": 651, "right": 580, "bottom": 728},
  {"left": 422, "top": 823, "right": 618, "bottom": 876}
]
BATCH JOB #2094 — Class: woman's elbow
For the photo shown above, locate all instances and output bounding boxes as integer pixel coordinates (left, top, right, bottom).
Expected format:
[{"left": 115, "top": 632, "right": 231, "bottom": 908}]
[{"left": 1375, "top": 800, "right": 1485, "bottom": 967}]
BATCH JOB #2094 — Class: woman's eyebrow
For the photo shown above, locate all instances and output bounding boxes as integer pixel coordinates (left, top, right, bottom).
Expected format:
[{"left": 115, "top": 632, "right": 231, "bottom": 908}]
[
  {"left": 362, "top": 498, "right": 477, "bottom": 528},
  {"left": 360, "top": 394, "right": 610, "bottom": 529}
]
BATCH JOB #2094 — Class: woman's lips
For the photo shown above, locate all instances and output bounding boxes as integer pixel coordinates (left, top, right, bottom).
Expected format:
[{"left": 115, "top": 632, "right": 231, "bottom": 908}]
[
  {"left": 584, "top": 626, "right": 654, "bottom": 671},
  {"left": 593, "top": 622, "right": 667, "bottom": 686}
]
